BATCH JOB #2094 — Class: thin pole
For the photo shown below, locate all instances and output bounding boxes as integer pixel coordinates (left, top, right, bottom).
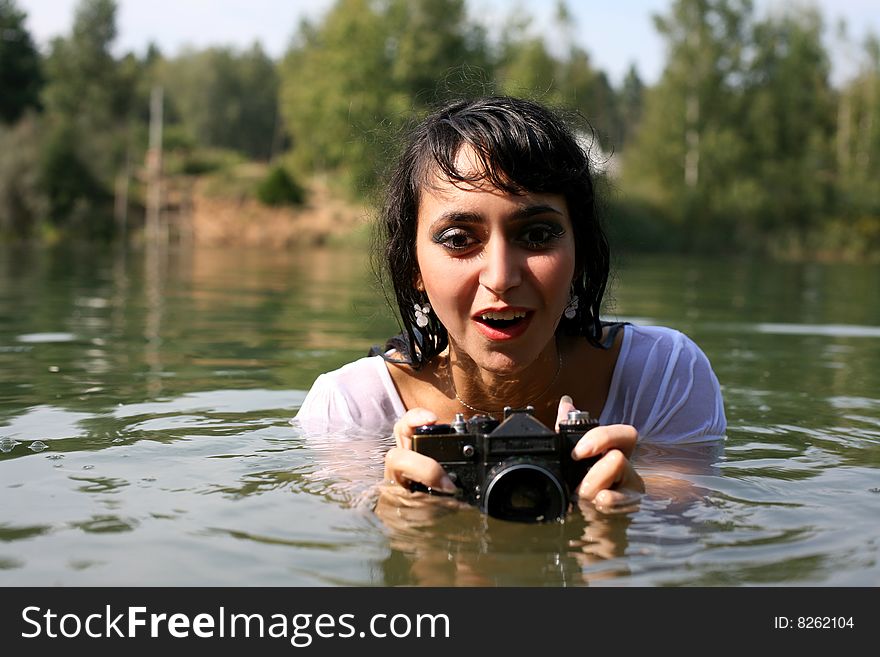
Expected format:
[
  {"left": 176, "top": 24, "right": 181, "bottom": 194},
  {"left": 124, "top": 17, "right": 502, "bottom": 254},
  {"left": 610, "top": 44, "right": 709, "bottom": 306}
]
[{"left": 146, "top": 85, "right": 164, "bottom": 244}]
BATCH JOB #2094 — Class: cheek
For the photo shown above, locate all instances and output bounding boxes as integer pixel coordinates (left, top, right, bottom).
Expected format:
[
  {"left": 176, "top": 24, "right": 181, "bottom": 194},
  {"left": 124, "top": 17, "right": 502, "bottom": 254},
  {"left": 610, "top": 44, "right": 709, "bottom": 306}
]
[
  {"left": 415, "top": 246, "right": 469, "bottom": 319},
  {"left": 535, "top": 252, "right": 576, "bottom": 306},
  {"left": 420, "top": 262, "right": 473, "bottom": 322}
]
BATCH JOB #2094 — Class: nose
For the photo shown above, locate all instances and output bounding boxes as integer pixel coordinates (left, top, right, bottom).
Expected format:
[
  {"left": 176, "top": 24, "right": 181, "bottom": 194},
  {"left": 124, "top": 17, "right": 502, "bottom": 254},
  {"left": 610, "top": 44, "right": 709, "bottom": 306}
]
[{"left": 478, "top": 237, "right": 522, "bottom": 295}]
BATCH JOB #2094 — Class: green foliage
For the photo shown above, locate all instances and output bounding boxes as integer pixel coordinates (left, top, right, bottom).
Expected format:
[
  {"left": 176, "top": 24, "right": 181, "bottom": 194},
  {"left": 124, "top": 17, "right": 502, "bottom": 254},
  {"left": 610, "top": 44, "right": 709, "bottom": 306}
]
[
  {"left": 39, "top": 121, "right": 113, "bottom": 238},
  {"left": 0, "top": 0, "right": 43, "bottom": 124},
  {"left": 835, "top": 33, "right": 880, "bottom": 228},
  {"left": 157, "top": 44, "right": 280, "bottom": 160},
  {"left": 37, "top": 0, "right": 135, "bottom": 238},
  {"left": 0, "top": 116, "right": 45, "bottom": 237},
  {"left": 256, "top": 165, "right": 306, "bottom": 207},
  {"left": 200, "top": 161, "right": 263, "bottom": 201},
  {"left": 617, "top": 66, "right": 645, "bottom": 148},
  {"left": 42, "top": 0, "right": 127, "bottom": 119},
  {"left": 743, "top": 7, "right": 834, "bottom": 237},
  {"left": 280, "top": 0, "right": 495, "bottom": 196},
  {"left": 280, "top": 0, "right": 402, "bottom": 194},
  {"left": 626, "top": 0, "right": 753, "bottom": 244},
  {"left": 620, "top": 0, "right": 848, "bottom": 254},
  {"left": 386, "top": 0, "right": 493, "bottom": 105},
  {"left": 1, "top": 0, "right": 879, "bottom": 257},
  {"left": 164, "top": 144, "right": 245, "bottom": 177}
]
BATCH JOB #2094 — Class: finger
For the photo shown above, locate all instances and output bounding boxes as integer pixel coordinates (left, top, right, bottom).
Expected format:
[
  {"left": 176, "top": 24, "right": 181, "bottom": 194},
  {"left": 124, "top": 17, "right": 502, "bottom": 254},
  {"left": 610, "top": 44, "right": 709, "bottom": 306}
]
[
  {"left": 554, "top": 394, "right": 577, "bottom": 432},
  {"left": 575, "top": 449, "right": 643, "bottom": 501},
  {"left": 393, "top": 408, "right": 438, "bottom": 449},
  {"left": 576, "top": 448, "right": 627, "bottom": 500},
  {"left": 571, "top": 424, "right": 639, "bottom": 460},
  {"left": 592, "top": 487, "right": 643, "bottom": 509},
  {"left": 384, "top": 447, "right": 457, "bottom": 494}
]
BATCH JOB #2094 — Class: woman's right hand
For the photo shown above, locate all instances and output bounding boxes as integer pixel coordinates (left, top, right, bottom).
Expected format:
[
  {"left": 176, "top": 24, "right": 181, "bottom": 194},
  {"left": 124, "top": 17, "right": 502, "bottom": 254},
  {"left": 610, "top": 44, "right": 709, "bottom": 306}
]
[{"left": 383, "top": 408, "right": 458, "bottom": 494}]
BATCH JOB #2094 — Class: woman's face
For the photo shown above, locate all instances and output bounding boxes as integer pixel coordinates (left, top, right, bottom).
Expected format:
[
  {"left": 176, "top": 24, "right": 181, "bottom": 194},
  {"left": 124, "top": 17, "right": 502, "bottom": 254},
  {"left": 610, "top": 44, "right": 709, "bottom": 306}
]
[{"left": 415, "top": 148, "right": 576, "bottom": 374}]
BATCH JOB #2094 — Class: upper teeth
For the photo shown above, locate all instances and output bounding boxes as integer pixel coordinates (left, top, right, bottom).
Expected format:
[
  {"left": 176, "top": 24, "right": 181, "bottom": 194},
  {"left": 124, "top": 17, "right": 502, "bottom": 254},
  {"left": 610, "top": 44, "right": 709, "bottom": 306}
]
[{"left": 480, "top": 310, "right": 526, "bottom": 321}]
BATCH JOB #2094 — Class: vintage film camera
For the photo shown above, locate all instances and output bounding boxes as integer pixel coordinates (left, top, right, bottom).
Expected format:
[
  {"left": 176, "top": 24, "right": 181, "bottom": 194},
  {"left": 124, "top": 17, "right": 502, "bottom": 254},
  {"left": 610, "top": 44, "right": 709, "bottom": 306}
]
[{"left": 411, "top": 406, "right": 599, "bottom": 523}]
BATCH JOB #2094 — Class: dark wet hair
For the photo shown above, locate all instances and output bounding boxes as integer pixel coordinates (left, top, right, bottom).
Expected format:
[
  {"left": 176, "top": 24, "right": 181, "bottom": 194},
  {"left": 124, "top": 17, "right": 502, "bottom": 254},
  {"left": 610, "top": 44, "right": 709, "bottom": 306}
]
[{"left": 372, "top": 95, "right": 610, "bottom": 368}]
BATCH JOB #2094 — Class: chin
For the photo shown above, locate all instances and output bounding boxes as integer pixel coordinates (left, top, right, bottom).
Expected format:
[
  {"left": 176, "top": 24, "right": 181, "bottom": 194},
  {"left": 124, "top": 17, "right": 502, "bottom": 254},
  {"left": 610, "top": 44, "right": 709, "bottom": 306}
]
[{"left": 474, "top": 345, "right": 542, "bottom": 375}]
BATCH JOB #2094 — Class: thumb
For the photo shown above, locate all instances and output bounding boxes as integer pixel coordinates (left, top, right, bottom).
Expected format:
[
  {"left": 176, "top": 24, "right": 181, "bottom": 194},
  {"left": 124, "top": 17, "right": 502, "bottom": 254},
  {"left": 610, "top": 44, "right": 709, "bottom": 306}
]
[{"left": 555, "top": 394, "right": 577, "bottom": 431}]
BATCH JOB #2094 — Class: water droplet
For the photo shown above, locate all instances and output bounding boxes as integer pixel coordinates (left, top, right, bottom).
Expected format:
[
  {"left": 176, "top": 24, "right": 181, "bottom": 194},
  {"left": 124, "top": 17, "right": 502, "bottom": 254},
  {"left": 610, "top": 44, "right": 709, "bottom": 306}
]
[
  {"left": 29, "top": 441, "right": 49, "bottom": 452},
  {"left": 46, "top": 453, "right": 64, "bottom": 460},
  {"left": 48, "top": 366, "right": 60, "bottom": 373},
  {"left": 0, "top": 437, "right": 20, "bottom": 453},
  {"left": 83, "top": 465, "right": 94, "bottom": 470}
]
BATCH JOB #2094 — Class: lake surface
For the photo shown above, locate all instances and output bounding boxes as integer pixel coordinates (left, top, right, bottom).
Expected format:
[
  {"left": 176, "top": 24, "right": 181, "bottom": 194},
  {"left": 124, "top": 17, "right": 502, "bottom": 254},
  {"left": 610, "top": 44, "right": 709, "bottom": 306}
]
[{"left": 1, "top": 242, "right": 878, "bottom": 586}]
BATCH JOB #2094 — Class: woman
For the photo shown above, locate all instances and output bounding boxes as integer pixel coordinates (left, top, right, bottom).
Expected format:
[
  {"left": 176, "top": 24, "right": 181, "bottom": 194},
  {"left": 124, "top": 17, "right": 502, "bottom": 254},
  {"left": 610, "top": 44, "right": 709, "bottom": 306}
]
[{"left": 296, "top": 95, "right": 726, "bottom": 509}]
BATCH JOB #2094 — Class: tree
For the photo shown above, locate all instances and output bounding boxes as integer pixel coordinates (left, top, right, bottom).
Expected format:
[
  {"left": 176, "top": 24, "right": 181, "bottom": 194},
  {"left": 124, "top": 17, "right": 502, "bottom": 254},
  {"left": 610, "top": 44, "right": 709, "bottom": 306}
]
[
  {"left": 39, "top": 0, "right": 135, "bottom": 236},
  {"left": 623, "top": 0, "right": 753, "bottom": 248},
  {"left": 0, "top": 0, "right": 43, "bottom": 123},
  {"left": 42, "top": 0, "right": 127, "bottom": 120},
  {"left": 832, "top": 29, "right": 880, "bottom": 254},
  {"left": 159, "top": 44, "right": 280, "bottom": 160},
  {"left": 617, "top": 65, "right": 644, "bottom": 148},
  {"left": 386, "top": 0, "right": 492, "bottom": 106},
  {"left": 0, "top": 118, "right": 45, "bottom": 236},
  {"left": 280, "top": 0, "right": 492, "bottom": 195},
  {"left": 39, "top": 121, "right": 112, "bottom": 236},
  {"left": 493, "top": 4, "right": 622, "bottom": 153},
  {"left": 280, "top": 0, "right": 393, "bottom": 192},
  {"left": 743, "top": 6, "right": 834, "bottom": 244}
]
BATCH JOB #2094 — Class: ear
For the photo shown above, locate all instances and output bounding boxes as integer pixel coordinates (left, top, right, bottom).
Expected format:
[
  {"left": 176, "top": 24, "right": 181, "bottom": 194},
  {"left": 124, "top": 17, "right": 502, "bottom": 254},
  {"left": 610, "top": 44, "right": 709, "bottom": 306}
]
[{"left": 414, "top": 271, "right": 424, "bottom": 292}]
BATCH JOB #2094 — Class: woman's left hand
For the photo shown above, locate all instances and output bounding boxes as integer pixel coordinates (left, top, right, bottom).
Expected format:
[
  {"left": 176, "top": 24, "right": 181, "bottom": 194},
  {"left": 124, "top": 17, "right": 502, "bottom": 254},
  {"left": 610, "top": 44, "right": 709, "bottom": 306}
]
[{"left": 556, "top": 395, "right": 645, "bottom": 509}]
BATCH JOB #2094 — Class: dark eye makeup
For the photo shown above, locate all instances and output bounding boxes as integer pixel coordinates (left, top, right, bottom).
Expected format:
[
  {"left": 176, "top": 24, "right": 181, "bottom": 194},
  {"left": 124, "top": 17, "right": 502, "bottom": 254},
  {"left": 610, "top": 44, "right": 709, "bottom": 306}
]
[
  {"left": 432, "top": 227, "right": 476, "bottom": 250},
  {"left": 431, "top": 221, "right": 565, "bottom": 253},
  {"left": 518, "top": 222, "right": 566, "bottom": 249}
]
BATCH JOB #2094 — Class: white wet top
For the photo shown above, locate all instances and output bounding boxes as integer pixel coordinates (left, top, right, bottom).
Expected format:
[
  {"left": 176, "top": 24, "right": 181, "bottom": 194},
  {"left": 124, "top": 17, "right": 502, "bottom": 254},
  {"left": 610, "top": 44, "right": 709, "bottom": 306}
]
[{"left": 295, "top": 324, "right": 727, "bottom": 444}]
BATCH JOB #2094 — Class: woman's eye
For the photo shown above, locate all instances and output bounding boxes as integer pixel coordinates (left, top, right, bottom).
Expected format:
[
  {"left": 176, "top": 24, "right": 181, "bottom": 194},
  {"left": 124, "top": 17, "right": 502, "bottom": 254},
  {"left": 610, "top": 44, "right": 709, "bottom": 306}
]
[
  {"left": 435, "top": 229, "right": 477, "bottom": 251},
  {"left": 520, "top": 224, "right": 563, "bottom": 248}
]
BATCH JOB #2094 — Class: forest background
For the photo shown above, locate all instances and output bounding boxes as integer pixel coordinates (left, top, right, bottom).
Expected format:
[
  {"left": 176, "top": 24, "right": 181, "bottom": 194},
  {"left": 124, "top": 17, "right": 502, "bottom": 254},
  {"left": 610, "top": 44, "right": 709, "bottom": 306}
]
[{"left": 2, "top": 0, "right": 879, "bottom": 259}]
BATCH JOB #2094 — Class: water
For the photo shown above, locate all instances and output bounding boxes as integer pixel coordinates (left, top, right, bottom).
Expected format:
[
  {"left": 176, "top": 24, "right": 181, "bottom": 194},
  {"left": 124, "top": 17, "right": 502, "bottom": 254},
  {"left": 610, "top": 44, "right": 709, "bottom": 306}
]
[{"left": 1, "top": 243, "right": 878, "bottom": 586}]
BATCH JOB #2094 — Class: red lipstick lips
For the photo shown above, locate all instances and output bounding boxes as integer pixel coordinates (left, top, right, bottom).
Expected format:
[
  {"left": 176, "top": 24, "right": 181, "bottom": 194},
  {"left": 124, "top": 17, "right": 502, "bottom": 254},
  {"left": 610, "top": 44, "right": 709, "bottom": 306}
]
[{"left": 472, "top": 308, "right": 532, "bottom": 341}]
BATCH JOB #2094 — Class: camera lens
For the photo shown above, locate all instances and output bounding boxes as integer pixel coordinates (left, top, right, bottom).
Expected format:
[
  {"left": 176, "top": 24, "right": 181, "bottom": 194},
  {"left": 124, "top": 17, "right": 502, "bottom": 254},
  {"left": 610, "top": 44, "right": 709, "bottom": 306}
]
[{"left": 482, "top": 461, "right": 567, "bottom": 523}]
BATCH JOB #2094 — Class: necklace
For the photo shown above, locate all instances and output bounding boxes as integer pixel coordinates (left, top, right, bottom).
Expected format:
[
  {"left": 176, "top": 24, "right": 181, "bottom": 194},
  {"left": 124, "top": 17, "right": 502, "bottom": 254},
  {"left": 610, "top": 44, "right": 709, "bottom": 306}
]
[{"left": 451, "top": 346, "right": 563, "bottom": 417}]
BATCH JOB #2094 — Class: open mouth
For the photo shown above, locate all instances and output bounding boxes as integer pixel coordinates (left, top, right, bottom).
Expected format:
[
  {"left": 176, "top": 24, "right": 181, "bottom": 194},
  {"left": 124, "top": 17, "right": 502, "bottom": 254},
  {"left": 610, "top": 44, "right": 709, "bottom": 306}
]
[{"left": 473, "top": 309, "right": 532, "bottom": 338}]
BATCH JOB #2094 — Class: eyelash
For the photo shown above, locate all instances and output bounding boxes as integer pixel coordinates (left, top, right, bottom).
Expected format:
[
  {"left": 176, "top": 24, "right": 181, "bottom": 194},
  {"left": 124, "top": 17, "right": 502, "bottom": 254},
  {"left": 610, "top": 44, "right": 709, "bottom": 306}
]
[
  {"left": 433, "top": 228, "right": 477, "bottom": 251},
  {"left": 520, "top": 224, "right": 565, "bottom": 249},
  {"left": 432, "top": 224, "right": 565, "bottom": 252}
]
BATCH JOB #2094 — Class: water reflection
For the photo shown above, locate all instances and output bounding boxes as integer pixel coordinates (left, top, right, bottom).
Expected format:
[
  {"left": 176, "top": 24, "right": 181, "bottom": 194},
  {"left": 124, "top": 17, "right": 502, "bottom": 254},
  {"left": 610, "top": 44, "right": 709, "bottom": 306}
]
[{"left": 375, "top": 488, "right": 635, "bottom": 586}]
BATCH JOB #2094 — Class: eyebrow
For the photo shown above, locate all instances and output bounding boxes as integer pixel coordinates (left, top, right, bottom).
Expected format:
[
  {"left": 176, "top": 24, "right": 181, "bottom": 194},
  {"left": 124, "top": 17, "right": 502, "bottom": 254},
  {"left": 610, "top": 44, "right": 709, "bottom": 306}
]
[{"left": 430, "top": 204, "right": 565, "bottom": 227}]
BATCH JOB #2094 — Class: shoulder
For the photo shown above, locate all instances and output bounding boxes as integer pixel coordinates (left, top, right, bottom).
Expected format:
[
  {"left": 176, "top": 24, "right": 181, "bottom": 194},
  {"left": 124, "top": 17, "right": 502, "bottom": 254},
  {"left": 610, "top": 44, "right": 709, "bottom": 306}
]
[
  {"left": 316, "top": 354, "right": 391, "bottom": 385},
  {"left": 294, "top": 356, "right": 405, "bottom": 434},
  {"left": 605, "top": 324, "right": 726, "bottom": 444},
  {"left": 621, "top": 324, "right": 715, "bottom": 374},
  {"left": 626, "top": 324, "right": 694, "bottom": 351}
]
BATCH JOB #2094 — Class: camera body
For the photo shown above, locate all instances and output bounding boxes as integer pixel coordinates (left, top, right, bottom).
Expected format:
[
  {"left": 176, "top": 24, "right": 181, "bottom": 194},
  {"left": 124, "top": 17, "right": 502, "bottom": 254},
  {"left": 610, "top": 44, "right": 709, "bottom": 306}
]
[{"left": 411, "top": 406, "right": 599, "bottom": 522}]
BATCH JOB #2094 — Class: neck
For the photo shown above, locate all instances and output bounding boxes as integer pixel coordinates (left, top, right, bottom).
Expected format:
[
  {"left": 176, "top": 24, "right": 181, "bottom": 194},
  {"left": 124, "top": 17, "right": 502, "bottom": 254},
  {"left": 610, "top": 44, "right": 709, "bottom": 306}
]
[{"left": 447, "top": 340, "right": 562, "bottom": 417}]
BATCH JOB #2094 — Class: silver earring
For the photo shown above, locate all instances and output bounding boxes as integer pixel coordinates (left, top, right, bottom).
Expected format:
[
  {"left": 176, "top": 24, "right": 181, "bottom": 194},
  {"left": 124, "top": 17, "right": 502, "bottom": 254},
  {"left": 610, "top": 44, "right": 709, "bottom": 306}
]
[
  {"left": 414, "top": 302, "right": 432, "bottom": 328},
  {"left": 564, "top": 291, "right": 579, "bottom": 320}
]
